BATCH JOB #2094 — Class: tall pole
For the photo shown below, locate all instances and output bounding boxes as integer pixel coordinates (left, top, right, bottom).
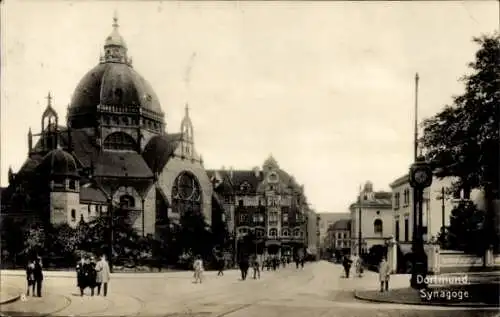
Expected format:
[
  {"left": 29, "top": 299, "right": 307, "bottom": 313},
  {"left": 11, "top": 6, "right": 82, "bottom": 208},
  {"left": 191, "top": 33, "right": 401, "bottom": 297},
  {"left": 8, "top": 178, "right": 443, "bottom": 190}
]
[
  {"left": 411, "top": 73, "right": 420, "bottom": 288},
  {"left": 358, "top": 185, "right": 362, "bottom": 256},
  {"left": 412, "top": 73, "right": 420, "bottom": 246},
  {"left": 414, "top": 73, "right": 419, "bottom": 161},
  {"left": 441, "top": 187, "right": 445, "bottom": 233}
]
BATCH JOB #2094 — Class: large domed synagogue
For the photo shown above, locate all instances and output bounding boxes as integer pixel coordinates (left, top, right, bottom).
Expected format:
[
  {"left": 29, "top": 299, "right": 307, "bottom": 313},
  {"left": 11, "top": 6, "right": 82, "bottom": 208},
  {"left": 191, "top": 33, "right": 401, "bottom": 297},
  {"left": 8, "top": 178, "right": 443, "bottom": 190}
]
[{"left": 2, "top": 16, "right": 216, "bottom": 238}]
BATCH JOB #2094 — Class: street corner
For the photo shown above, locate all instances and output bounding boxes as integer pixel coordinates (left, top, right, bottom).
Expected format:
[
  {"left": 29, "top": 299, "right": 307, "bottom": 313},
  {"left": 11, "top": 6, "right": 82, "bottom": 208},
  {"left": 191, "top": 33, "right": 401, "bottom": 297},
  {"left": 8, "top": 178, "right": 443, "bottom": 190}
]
[
  {"left": 0, "top": 292, "right": 71, "bottom": 316},
  {"left": 0, "top": 286, "right": 22, "bottom": 305},
  {"left": 354, "top": 287, "right": 500, "bottom": 308}
]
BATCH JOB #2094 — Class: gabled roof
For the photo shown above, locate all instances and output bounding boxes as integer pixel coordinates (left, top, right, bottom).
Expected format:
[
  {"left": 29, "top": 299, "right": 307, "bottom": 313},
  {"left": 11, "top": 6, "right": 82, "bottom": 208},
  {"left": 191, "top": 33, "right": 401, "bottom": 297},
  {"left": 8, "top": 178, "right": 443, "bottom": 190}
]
[
  {"left": 94, "top": 150, "right": 153, "bottom": 179},
  {"left": 331, "top": 219, "right": 351, "bottom": 231},
  {"left": 230, "top": 170, "right": 262, "bottom": 194},
  {"left": 80, "top": 183, "right": 108, "bottom": 203}
]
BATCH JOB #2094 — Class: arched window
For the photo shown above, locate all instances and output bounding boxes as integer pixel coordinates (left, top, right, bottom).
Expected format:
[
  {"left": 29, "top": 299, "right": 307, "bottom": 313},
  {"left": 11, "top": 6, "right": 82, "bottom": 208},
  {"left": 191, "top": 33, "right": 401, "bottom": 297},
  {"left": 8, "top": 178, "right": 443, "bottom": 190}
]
[
  {"left": 120, "top": 195, "right": 135, "bottom": 208},
  {"left": 171, "top": 172, "right": 202, "bottom": 216},
  {"left": 255, "top": 228, "right": 265, "bottom": 237},
  {"left": 374, "top": 219, "right": 383, "bottom": 234},
  {"left": 103, "top": 132, "right": 136, "bottom": 151},
  {"left": 269, "top": 228, "right": 278, "bottom": 237},
  {"left": 238, "top": 228, "right": 248, "bottom": 236},
  {"left": 281, "top": 229, "right": 289, "bottom": 237}
]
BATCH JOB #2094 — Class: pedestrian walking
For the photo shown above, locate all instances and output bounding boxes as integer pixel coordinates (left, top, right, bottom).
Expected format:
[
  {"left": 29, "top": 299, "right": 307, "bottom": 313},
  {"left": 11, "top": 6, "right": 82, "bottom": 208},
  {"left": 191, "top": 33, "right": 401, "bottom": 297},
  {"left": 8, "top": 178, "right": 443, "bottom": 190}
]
[
  {"left": 88, "top": 256, "right": 97, "bottom": 295},
  {"left": 25, "top": 259, "right": 35, "bottom": 296},
  {"left": 79, "top": 256, "right": 96, "bottom": 296},
  {"left": 33, "top": 256, "right": 43, "bottom": 297},
  {"left": 193, "top": 255, "right": 204, "bottom": 284},
  {"left": 272, "top": 256, "right": 278, "bottom": 271},
  {"left": 252, "top": 255, "right": 261, "bottom": 279},
  {"left": 342, "top": 255, "right": 352, "bottom": 278},
  {"left": 95, "top": 254, "right": 111, "bottom": 296},
  {"left": 353, "top": 254, "right": 364, "bottom": 277},
  {"left": 217, "top": 253, "right": 225, "bottom": 276},
  {"left": 239, "top": 255, "right": 249, "bottom": 280},
  {"left": 76, "top": 257, "right": 85, "bottom": 295},
  {"left": 379, "top": 257, "right": 391, "bottom": 292}
]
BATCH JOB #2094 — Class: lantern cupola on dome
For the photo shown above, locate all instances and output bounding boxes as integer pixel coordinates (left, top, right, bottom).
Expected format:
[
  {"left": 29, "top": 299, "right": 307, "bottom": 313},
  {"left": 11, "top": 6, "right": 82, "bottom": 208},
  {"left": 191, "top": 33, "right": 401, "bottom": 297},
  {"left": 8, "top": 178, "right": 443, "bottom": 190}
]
[{"left": 103, "top": 12, "right": 130, "bottom": 64}]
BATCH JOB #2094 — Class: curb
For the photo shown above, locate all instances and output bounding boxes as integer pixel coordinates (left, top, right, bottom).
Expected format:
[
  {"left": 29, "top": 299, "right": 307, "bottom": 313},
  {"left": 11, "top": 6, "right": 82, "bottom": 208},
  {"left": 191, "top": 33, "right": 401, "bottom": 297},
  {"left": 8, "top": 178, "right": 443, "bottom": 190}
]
[
  {"left": 354, "top": 290, "right": 498, "bottom": 308},
  {"left": 0, "top": 291, "right": 21, "bottom": 306}
]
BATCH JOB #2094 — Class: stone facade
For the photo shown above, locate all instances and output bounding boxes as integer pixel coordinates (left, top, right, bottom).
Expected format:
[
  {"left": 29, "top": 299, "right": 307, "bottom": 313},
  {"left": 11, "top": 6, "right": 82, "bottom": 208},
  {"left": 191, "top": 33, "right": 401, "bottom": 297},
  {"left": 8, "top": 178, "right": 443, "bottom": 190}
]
[
  {"left": 349, "top": 181, "right": 393, "bottom": 254},
  {"left": 390, "top": 174, "right": 486, "bottom": 245},
  {"left": 1, "top": 17, "right": 215, "bottom": 239},
  {"left": 208, "top": 156, "right": 311, "bottom": 258}
]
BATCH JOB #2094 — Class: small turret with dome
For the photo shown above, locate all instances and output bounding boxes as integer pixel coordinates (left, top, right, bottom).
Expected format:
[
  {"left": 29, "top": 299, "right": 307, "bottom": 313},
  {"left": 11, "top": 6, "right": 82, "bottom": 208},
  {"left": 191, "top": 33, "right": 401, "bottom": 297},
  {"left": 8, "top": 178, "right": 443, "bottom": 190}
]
[
  {"left": 263, "top": 154, "right": 279, "bottom": 171},
  {"left": 362, "top": 181, "right": 375, "bottom": 200}
]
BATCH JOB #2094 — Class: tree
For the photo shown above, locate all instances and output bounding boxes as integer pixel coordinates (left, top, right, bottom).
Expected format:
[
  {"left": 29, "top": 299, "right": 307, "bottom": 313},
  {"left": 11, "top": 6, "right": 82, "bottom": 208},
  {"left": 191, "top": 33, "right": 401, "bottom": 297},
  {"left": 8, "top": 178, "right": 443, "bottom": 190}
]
[
  {"left": 443, "top": 200, "right": 487, "bottom": 254},
  {"left": 420, "top": 33, "right": 500, "bottom": 253},
  {"left": 1, "top": 217, "right": 27, "bottom": 267},
  {"left": 24, "top": 224, "right": 46, "bottom": 258},
  {"left": 178, "top": 209, "right": 213, "bottom": 262}
]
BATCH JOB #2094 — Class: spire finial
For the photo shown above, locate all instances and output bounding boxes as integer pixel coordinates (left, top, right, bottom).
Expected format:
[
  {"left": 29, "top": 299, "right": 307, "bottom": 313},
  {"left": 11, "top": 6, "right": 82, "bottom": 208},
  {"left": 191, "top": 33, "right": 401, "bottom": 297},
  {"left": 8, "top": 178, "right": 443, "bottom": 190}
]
[
  {"left": 112, "top": 10, "right": 119, "bottom": 29},
  {"left": 185, "top": 103, "right": 189, "bottom": 117},
  {"left": 45, "top": 91, "right": 53, "bottom": 107}
]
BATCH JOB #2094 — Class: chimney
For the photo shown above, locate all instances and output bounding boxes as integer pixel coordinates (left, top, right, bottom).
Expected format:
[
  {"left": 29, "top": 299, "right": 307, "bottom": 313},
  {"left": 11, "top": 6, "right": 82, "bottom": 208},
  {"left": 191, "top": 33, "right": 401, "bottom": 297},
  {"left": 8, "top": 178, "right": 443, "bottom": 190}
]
[{"left": 253, "top": 166, "right": 260, "bottom": 178}]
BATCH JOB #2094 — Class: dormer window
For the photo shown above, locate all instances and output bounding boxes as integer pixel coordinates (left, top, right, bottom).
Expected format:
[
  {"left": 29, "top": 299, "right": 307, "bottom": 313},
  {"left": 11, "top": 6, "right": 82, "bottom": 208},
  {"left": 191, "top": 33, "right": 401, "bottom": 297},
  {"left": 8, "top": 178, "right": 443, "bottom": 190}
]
[
  {"left": 268, "top": 172, "right": 278, "bottom": 183},
  {"left": 240, "top": 182, "right": 250, "bottom": 192}
]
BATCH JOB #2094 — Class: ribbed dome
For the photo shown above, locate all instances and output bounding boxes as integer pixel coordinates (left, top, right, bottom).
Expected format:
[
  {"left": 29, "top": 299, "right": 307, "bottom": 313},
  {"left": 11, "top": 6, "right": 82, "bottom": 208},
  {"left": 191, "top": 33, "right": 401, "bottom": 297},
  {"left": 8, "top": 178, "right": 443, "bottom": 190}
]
[
  {"left": 142, "top": 134, "right": 183, "bottom": 174},
  {"left": 39, "top": 149, "right": 78, "bottom": 177},
  {"left": 69, "top": 62, "right": 162, "bottom": 113}
]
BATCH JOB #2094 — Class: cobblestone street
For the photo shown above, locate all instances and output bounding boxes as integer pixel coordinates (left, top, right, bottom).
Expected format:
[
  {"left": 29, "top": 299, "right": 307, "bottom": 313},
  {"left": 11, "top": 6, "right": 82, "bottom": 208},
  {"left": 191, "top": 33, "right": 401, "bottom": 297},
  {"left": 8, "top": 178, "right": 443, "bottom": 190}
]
[{"left": 1, "top": 262, "right": 498, "bottom": 317}]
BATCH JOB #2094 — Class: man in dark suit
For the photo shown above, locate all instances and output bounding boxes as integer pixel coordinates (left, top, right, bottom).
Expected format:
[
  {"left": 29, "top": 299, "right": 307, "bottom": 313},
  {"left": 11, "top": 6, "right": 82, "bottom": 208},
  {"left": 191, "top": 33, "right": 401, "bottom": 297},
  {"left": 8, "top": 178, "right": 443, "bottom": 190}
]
[{"left": 33, "top": 257, "right": 43, "bottom": 297}]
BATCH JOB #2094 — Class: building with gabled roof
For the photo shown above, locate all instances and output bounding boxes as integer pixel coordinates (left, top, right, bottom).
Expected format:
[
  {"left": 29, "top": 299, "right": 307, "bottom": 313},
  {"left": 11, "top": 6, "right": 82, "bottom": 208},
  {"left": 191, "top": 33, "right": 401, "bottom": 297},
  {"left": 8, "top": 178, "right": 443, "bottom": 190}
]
[
  {"left": 349, "top": 181, "right": 393, "bottom": 255},
  {"left": 207, "top": 155, "right": 311, "bottom": 258}
]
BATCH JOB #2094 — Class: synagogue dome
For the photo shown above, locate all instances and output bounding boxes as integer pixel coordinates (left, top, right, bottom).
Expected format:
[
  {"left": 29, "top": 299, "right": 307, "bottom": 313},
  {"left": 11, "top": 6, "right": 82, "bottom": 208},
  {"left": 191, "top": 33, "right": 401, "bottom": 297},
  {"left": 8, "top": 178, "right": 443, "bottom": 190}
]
[
  {"left": 67, "top": 15, "right": 165, "bottom": 129},
  {"left": 39, "top": 149, "right": 78, "bottom": 177}
]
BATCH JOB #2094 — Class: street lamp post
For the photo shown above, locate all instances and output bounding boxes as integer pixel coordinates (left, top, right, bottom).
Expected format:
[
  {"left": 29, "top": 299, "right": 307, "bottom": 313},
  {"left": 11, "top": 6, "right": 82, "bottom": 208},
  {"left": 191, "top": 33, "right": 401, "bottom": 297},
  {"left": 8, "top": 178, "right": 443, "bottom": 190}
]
[
  {"left": 358, "top": 186, "right": 363, "bottom": 256},
  {"left": 409, "top": 73, "right": 433, "bottom": 290}
]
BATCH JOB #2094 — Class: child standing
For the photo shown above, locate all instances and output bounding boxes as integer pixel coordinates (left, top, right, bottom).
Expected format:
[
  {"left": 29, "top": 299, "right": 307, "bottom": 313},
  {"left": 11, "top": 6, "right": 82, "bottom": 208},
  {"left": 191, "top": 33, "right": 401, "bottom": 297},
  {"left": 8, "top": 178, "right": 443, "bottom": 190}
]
[{"left": 193, "top": 255, "right": 204, "bottom": 284}]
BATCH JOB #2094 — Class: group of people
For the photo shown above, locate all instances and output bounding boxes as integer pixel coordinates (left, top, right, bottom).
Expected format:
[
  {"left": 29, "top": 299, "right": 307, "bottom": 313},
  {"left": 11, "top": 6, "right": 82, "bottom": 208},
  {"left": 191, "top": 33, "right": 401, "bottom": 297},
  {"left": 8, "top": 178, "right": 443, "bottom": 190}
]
[
  {"left": 340, "top": 253, "right": 391, "bottom": 292},
  {"left": 76, "top": 254, "right": 111, "bottom": 296},
  {"left": 341, "top": 253, "right": 363, "bottom": 278},
  {"left": 194, "top": 253, "right": 306, "bottom": 283},
  {"left": 25, "top": 256, "right": 44, "bottom": 297}
]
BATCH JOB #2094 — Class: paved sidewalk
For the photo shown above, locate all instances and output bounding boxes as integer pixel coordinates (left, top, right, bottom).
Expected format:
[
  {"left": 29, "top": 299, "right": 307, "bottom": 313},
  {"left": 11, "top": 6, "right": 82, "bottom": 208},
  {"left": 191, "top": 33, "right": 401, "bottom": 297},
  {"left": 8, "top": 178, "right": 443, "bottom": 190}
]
[
  {"left": 0, "top": 286, "right": 22, "bottom": 305},
  {"left": 1, "top": 268, "right": 239, "bottom": 279},
  {"left": 353, "top": 270, "right": 500, "bottom": 308}
]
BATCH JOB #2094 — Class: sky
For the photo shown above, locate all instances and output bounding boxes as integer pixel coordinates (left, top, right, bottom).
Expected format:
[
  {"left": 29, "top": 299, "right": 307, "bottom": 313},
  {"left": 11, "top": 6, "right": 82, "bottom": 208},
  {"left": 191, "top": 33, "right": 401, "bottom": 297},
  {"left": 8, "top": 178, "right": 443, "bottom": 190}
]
[{"left": 1, "top": 1, "right": 498, "bottom": 214}]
